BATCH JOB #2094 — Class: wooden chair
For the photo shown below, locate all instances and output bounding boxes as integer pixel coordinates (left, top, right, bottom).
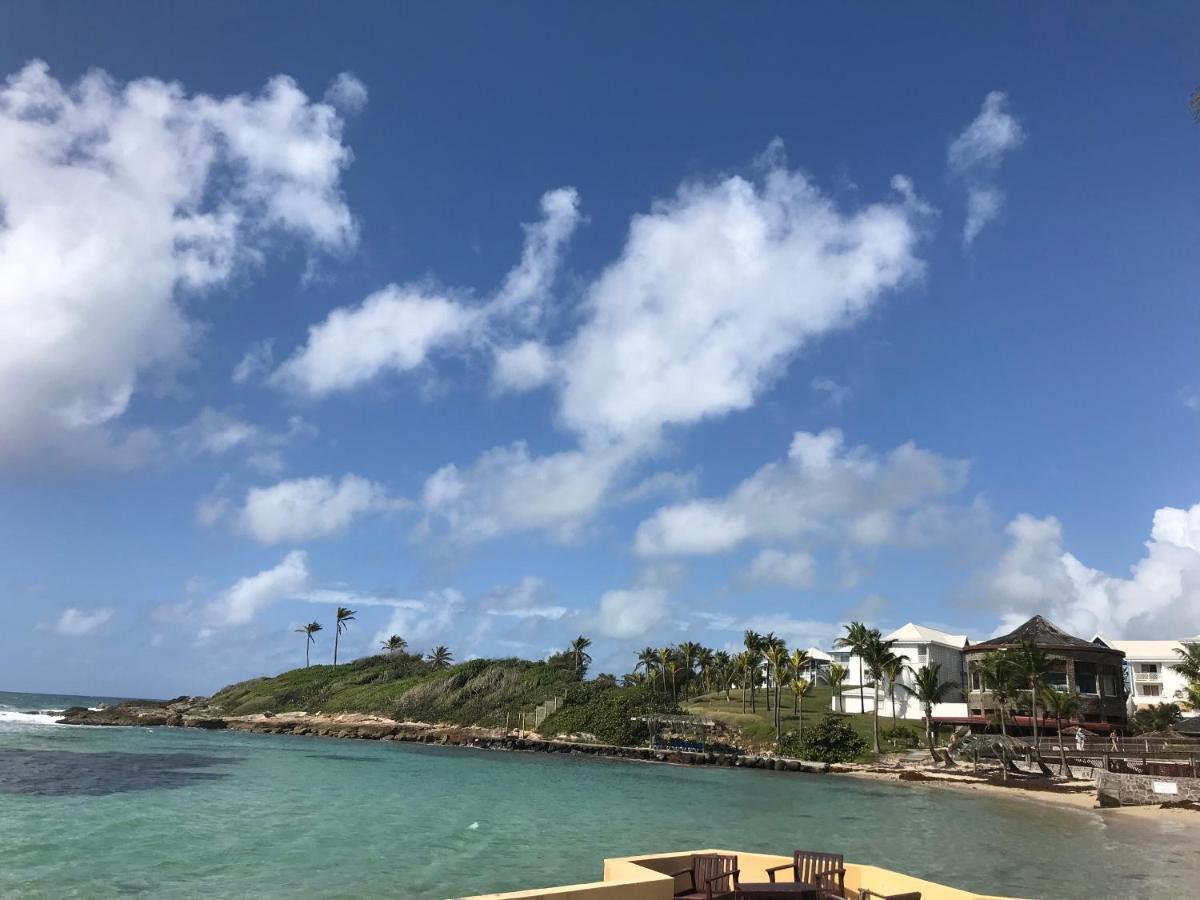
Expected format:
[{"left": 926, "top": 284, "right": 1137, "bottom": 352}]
[
  {"left": 766, "top": 851, "right": 845, "bottom": 892},
  {"left": 671, "top": 853, "right": 740, "bottom": 900},
  {"left": 816, "top": 881, "right": 921, "bottom": 900}
]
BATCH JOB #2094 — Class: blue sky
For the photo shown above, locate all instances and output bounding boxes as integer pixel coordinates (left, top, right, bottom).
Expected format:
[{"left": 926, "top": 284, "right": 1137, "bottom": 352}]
[{"left": 3, "top": 4, "right": 1200, "bottom": 697}]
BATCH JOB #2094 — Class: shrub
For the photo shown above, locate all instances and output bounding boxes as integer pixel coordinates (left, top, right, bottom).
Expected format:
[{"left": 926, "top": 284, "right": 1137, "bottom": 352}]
[
  {"left": 781, "top": 715, "right": 867, "bottom": 763},
  {"left": 538, "top": 685, "right": 680, "bottom": 746},
  {"left": 882, "top": 724, "right": 921, "bottom": 749}
]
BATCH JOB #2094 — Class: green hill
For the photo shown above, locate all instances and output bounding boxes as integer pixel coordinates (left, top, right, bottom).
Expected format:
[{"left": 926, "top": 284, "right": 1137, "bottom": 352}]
[{"left": 209, "top": 652, "right": 582, "bottom": 727}]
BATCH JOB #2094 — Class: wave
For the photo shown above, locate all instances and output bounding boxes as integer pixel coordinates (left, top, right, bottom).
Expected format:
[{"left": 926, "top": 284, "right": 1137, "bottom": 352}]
[{"left": 0, "top": 710, "right": 65, "bottom": 726}]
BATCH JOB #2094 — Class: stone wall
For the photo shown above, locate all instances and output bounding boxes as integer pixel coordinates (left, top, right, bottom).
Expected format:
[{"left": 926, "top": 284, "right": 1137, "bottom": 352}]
[{"left": 1095, "top": 769, "right": 1200, "bottom": 807}]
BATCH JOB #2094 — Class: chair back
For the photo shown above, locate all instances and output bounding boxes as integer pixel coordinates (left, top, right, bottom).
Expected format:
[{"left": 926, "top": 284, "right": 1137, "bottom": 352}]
[
  {"left": 693, "top": 853, "right": 738, "bottom": 897},
  {"left": 794, "top": 851, "right": 844, "bottom": 885}
]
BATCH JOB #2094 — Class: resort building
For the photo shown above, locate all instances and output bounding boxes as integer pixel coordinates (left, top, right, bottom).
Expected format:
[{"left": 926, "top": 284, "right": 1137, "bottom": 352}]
[
  {"left": 830, "top": 622, "right": 969, "bottom": 720},
  {"left": 1092, "top": 636, "right": 1200, "bottom": 716},
  {"left": 963, "top": 615, "right": 1128, "bottom": 728}
]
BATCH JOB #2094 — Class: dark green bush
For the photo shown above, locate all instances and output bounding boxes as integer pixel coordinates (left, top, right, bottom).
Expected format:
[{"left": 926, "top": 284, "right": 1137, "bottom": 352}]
[
  {"left": 538, "top": 685, "right": 680, "bottom": 746},
  {"left": 882, "top": 724, "right": 921, "bottom": 749},
  {"left": 780, "top": 715, "right": 867, "bottom": 762}
]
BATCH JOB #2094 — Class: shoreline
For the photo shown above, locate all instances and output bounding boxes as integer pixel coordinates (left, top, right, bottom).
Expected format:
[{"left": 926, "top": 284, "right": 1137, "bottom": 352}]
[{"left": 55, "top": 701, "right": 1200, "bottom": 820}]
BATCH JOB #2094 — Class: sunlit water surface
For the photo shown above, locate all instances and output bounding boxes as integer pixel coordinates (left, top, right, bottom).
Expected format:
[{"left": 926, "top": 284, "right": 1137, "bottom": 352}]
[{"left": 2, "top": 691, "right": 1196, "bottom": 899}]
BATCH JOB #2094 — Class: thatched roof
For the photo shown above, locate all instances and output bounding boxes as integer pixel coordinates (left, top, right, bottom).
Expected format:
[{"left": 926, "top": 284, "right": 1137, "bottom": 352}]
[{"left": 970, "top": 615, "right": 1120, "bottom": 654}]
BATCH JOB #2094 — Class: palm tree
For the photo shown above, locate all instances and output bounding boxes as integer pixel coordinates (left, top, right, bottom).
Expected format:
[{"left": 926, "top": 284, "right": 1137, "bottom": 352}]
[
  {"left": 792, "top": 677, "right": 813, "bottom": 741},
  {"left": 901, "top": 662, "right": 957, "bottom": 762},
  {"left": 1178, "top": 681, "right": 1200, "bottom": 712},
  {"left": 428, "top": 646, "right": 453, "bottom": 669},
  {"left": 665, "top": 657, "right": 681, "bottom": 701},
  {"left": 332, "top": 607, "right": 356, "bottom": 665},
  {"left": 735, "top": 651, "right": 754, "bottom": 713},
  {"left": 835, "top": 622, "right": 872, "bottom": 717},
  {"left": 789, "top": 648, "right": 812, "bottom": 693},
  {"left": 1040, "top": 688, "right": 1082, "bottom": 777},
  {"left": 882, "top": 652, "right": 908, "bottom": 725},
  {"left": 828, "top": 663, "right": 849, "bottom": 712},
  {"left": 568, "top": 635, "right": 592, "bottom": 675},
  {"left": 860, "top": 630, "right": 903, "bottom": 754},
  {"left": 976, "top": 651, "right": 1017, "bottom": 738},
  {"left": 696, "top": 647, "right": 716, "bottom": 696},
  {"left": 622, "top": 671, "right": 648, "bottom": 688},
  {"left": 1171, "top": 641, "right": 1200, "bottom": 683},
  {"left": 380, "top": 634, "right": 407, "bottom": 655},
  {"left": 635, "top": 647, "right": 659, "bottom": 694},
  {"left": 760, "top": 633, "right": 785, "bottom": 712},
  {"left": 714, "top": 651, "right": 733, "bottom": 700},
  {"left": 296, "top": 622, "right": 322, "bottom": 667},
  {"left": 656, "top": 647, "right": 674, "bottom": 697},
  {"left": 743, "top": 631, "right": 763, "bottom": 712},
  {"left": 763, "top": 642, "right": 789, "bottom": 739},
  {"left": 1010, "top": 639, "right": 1053, "bottom": 754}
]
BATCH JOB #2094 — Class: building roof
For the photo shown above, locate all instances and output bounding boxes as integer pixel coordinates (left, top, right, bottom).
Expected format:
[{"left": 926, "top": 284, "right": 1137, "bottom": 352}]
[
  {"left": 804, "top": 647, "right": 834, "bottom": 662},
  {"left": 884, "top": 622, "right": 968, "bottom": 650},
  {"left": 1092, "top": 637, "right": 1196, "bottom": 659},
  {"left": 969, "top": 615, "right": 1121, "bottom": 654},
  {"left": 1175, "top": 716, "right": 1200, "bottom": 736}
]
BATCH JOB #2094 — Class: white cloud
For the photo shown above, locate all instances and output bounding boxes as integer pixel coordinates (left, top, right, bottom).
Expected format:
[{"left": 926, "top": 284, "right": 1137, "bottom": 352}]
[
  {"left": 558, "top": 149, "right": 928, "bottom": 444},
  {"left": 54, "top": 606, "right": 114, "bottom": 636},
  {"left": 323, "top": 73, "right": 368, "bottom": 114},
  {"left": 0, "top": 62, "right": 359, "bottom": 470},
  {"left": 232, "top": 474, "right": 403, "bottom": 544},
  {"left": 419, "top": 441, "right": 633, "bottom": 546},
  {"left": 744, "top": 548, "right": 816, "bottom": 588},
  {"left": 275, "top": 188, "right": 580, "bottom": 396},
  {"left": 174, "top": 407, "right": 312, "bottom": 461},
  {"left": 811, "top": 376, "right": 852, "bottom": 410},
  {"left": 204, "top": 550, "right": 310, "bottom": 627},
  {"left": 371, "top": 588, "right": 466, "bottom": 651},
  {"left": 595, "top": 587, "right": 669, "bottom": 638},
  {"left": 232, "top": 339, "right": 275, "bottom": 384},
  {"left": 948, "top": 91, "right": 1024, "bottom": 246},
  {"left": 695, "top": 610, "right": 843, "bottom": 652},
  {"left": 635, "top": 428, "right": 970, "bottom": 557},
  {"left": 483, "top": 576, "right": 567, "bottom": 620},
  {"left": 492, "top": 341, "right": 554, "bottom": 393},
  {"left": 985, "top": 505, "right": 1200, "bottom": 639}
]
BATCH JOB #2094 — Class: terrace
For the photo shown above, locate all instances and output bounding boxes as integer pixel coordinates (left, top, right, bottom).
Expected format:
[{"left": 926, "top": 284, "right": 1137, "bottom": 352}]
[{"left": 464, "top": 850, "right": 1020, "bottom": 900}]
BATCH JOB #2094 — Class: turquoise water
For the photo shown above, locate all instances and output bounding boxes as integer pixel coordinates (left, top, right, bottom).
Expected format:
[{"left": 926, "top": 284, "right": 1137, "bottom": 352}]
[{"left": 1, "top": 692, "right": 1197, "bottom": 899}]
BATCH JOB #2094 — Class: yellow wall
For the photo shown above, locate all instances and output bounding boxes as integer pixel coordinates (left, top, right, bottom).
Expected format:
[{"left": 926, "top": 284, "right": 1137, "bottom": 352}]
[{"left": 462, "top": 849, "right": 1025, "bottom": 900}]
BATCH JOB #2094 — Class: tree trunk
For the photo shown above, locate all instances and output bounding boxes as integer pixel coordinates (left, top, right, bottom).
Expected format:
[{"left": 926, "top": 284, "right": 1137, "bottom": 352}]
[
  {"left": 334, "top": 630, "right": 340, "bottom": 666},
  {"left": 924, "top": 704, "right": 936, "bottom": 763},
  {"left": 765, "top": 665, "right": 772, "bottom": 712},
  {"left": 741, "top": 678, "right": 746, "bottom": 713},
  {"left": 305, "top": 640, "right": 310, "bottom": 668},
  {"left": 871, "top": 681, "right": 881, "bottom": 754},
  {"left": 1029, "top": 688, "right": 1043, "bottom": 762},
  {"left": 1057, "top": 717, "right": 1068, "bottom": 777}
]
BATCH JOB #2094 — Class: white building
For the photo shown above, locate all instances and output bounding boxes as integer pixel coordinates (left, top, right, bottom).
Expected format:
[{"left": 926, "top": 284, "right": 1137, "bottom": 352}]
[
  {"left": 829, "top": 623, "right": 969, "bottom": 720},
  {"left": 1092, "top": 637, "right": 1199, "bottom": 717}
]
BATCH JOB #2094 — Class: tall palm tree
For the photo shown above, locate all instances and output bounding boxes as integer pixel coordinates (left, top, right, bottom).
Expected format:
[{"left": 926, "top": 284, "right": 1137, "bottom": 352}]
[
  {"left": 622, "top": 671, "right": 648, "bottom": 688},
  {"left": 1170, "top": 642, "right": 1200, "bottom": 687},
  {"left": 882, "top": 652, "right": 908, "bottom": 725},
  {"left": 743, "top": 631, "right": 763, "bottom": 712},
  {"left": 1178, "top": 681, "right": 1200, "bottom": 712},
  {"left": 828, "top": 663, "right": 849, "bottom": 712},
  {"left": 760, "top": 633, "right": 785, "bottom": 712},
  {"left": 792, "top": 677, "right": 813, "bottom": 740},
  {"left": 976, "top": 651, "right": 1017, "bottom": 738},
  {"left": 332, "top": 606, "right": 356, "bottom": 665},
  {"left": 635, "top": 647, "right": 659, "bottom": 694},
  {"left": 763, "top": 642, "right": 789, "bottom": 738},
  {"left": 428, "top": 646, "right": 453, "bottom": 669},
  {"left": 835, "top": 622, "right": 872, "bottom": 717},
  {"left": 296, "top": 622, "right": 322, "bottom": 667},
  {"left": 735, "top": 650, "right": 754, "bottom": 713},
  {"left": 656, "top": 647, "right": 674, "bottom": 697},
  {"left": 696, "top": 647, "right": 716, "bottom": 696},
  {"left": 789, "top": 648, "right": 812, "bottom": 691},
  {"left": 1010, "top": 639, "right": 1052, "bottom": 753},
  {"left": 901, "top": 662, "right": 956, "bottom": 762},
  {"left": 1040, "top": 687, "right": 1082, "bottom": 777},
  {"left": 665, "top": 657, "right": 681, "bottom": 702},
  {"left": 860, "top": 630, "right": 902, "bottom": 754},
  {"left": 714, "top": 651, "right": 733, "bottom": 700},
  {"left": 568, "top": 635, "right": 592, "bottom": 674},
  {"left": 380, "top": 635, "right": 407, "bottom": 655}
]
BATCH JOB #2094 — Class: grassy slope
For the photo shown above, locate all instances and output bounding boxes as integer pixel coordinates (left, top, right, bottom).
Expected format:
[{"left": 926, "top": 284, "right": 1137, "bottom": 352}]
[
  {"left": 209, "top": 653, "right": 579, "bottom": 727},
  {"left": 684, "top": 685, "right": 908, "bottom": 751}
]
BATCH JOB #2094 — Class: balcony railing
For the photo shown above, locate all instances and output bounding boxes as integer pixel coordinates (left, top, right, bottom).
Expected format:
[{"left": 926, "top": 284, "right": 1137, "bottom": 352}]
[{"left": 1133, "top": 671, "right": 1161, "bottom": 683}]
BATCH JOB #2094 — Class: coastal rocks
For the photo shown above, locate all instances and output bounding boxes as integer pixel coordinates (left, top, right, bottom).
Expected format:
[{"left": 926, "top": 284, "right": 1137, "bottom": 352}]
[{"left": 57, "top": 696, "right": 213, "bottom": 727}]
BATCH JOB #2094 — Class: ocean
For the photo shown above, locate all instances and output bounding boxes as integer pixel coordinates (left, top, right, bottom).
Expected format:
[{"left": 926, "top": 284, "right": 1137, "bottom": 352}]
[{"left": 1, "top": 689, "right": 1197, "bottom": 899}]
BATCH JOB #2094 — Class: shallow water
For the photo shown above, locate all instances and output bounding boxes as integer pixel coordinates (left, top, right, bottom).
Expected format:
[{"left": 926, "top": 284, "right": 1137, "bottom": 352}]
[{"left": 1, "top": 691, "right": 1196, "bottom": 899}]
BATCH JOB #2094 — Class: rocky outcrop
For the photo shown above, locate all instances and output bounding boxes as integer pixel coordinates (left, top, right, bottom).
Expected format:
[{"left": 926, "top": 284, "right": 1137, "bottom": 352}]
[{"left": 57, "top": 696, "right": 211, "bottom": 727}]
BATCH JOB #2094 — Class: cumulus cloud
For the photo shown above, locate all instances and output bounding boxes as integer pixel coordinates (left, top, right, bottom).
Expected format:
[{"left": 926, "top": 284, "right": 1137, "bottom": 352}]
[
  {"left": 54, "top": 606, "right": 114, "bottom": 636},
  {"left": 232, "top": 339, "right": 275, "bottom": 384},
  {"left": 370, "top": 588, "right": 466, "bottom": 651},
  {"left": 492, "top": 341, "right": 555, "bottom": 393},
  {"left": 985, "top": 505, "right": 1200, "bottom": 639},
  {"left": 0, "top": 62, "right": 359, "bottom": 470},
  {"left": 275, "top": 188, "right": 581, "bottom": 396},
  {"left": 635, "top": 428, "right": 971, "bottom": 557},
  {"left": 323, "top": 73, "right": 368, "bottom": 114},
  {"left": 204, "top": 550, "right": 311, "bottom": 627},
  {"left": 948, "top": 91, "right": 1024, "bottom": 246},
  {"left": 744, "top": 548, "right": 816, "bottom": 588},
  {"left": 173, "top": 408, "right": 312, "bottom": 468},
  {"left": 230, "top": 474, "right": 404, "bottom": 544},
  {"left": 595, "top": 587, "right": 669, "bottom": 639},
  {"left": 695, "top": 610, "right": 844, "bottom": 652},
  {"left": 419, "top": 441, "right": 634, "bottom": 546}
]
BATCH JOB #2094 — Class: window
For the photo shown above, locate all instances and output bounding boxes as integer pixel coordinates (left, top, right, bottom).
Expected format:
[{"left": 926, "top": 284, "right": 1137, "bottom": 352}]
[
  {"left": 1138, "top": 663, "right": 1159, "bottom": 674},
  {"left": 1044, "top": 672, "right": 1069, "bottom": 692},
  {"left": 1139, "top": 684, "right": 1162, "bottom": 697},
  {"left": 1075, "top": 662, "right": 1098, "bottom": 695},
  {"left": 917, "top": 645, "right": 928, "bottom": 663},
  {"left": 970, "top": 669, "right": 983, "bottom": 691},
  {"left": 1101, "top": 674, "right": 1117, "bottom": 697}
]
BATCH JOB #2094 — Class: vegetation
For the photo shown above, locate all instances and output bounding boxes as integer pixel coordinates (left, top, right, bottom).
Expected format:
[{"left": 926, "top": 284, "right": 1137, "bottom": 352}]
[
  {"left": 211, "top": 650, "right": 583, "bottom": 726},
  {"left": 781, "top": 714, "right": 867, "bottom": 763},
  {"left": 1171, "top": 642, "right": 1200, "bottom": 711},
  {"left": 1040, "top": 688, "right": 1082, "bottom": 776},
  {"left": 332, "top": 607, "right": 356, "bottom": 666},
  {"left": 900, "top": 662, "right": 957, "bottom": 761},
  {"left": 537, "top": 683, "right": 680, "bottom": 746},
  {"left": 1130, "top": 702, "right": 1183, "bottom": 735},
  {"left": 295, "top": 622, "right": 323, "bottom": 668},
  {"left": 381, "top": 635, "right": 407, "bottom": 654},
  {"left": 427, "top": 646, "right": 453, "bottom": 669}
]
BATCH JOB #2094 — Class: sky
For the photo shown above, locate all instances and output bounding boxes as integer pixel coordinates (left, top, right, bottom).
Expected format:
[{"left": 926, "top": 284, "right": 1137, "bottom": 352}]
[{"left": 3, "top": 3, "right": 1200, "bottom": 698}]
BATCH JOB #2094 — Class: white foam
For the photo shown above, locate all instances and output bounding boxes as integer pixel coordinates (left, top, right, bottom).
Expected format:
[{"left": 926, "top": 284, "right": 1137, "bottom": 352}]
[{"left": 0, "top": 710, "right": 63, "bottom": 726}]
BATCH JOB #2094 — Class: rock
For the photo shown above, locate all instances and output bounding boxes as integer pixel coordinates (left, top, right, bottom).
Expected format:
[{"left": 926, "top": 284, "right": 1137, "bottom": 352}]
[{"left": 184, "top": 718, "right": 228, "bottom": 730}]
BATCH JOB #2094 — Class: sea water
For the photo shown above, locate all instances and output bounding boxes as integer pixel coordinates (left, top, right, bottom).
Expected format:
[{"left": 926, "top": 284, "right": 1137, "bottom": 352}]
[{"left": 1, "top": 690, "right": 1196, "bottom": 899}]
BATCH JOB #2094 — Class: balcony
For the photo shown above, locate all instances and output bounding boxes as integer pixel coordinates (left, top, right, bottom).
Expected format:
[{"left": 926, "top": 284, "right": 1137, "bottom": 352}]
[
  {"left": 465, "top": 849, "right": 1018, "bottom": 899},
  {"left": 1133, "top": 671, "right": 1161, "bottom": 683}
]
